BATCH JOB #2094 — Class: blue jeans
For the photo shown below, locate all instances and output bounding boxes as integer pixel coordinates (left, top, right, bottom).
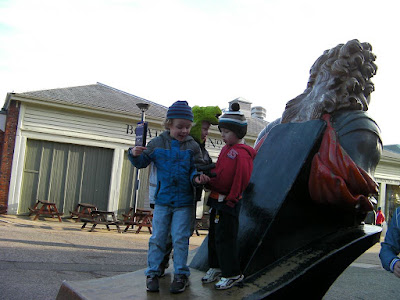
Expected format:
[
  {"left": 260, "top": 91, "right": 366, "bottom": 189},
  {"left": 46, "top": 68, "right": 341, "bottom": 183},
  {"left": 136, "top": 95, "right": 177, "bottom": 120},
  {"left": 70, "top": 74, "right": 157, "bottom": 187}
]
[{"left": 146, "top": 205, "right": 193, "bottom": 277}]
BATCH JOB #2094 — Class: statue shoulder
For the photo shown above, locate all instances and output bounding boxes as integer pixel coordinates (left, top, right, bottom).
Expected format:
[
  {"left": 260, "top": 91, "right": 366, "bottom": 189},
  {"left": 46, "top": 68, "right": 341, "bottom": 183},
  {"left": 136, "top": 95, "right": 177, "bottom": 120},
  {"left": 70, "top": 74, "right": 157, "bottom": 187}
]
[
  {"left": 331, "top": 110, "right": 381, "bottom": 142},
  {"left": 331, "top": 110, "right": 382, "bottom": 175}
]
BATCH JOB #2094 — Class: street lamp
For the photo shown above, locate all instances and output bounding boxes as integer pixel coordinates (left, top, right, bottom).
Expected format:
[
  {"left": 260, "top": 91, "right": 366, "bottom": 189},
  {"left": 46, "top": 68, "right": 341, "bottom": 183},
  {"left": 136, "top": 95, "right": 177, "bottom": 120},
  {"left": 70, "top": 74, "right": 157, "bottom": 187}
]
[
  {"left": 136, "top": 103, "right": 150, "bottom": 122},
  {"left": 132, "top": 103, "right": 150, "bottom": 212}
]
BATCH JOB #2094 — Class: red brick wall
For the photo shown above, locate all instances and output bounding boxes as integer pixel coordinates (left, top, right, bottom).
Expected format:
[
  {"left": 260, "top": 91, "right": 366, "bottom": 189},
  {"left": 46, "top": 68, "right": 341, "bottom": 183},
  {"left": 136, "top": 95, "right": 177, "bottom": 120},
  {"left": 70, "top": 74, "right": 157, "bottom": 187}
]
[
  {"left": 0, "top": 130, "right": 4, "bottom": 158},
  {"left": 0, "top": 100, "right": 20, "bottom": 210}
]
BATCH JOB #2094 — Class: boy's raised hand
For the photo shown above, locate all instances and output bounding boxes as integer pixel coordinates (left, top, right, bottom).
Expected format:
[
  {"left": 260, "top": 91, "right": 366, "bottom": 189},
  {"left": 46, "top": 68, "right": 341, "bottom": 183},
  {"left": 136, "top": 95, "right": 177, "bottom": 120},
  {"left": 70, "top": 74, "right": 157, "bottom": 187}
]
[
  {"left": 130, "top": 146, "right": 147, "bottom": 157},
  {"left": 195, "top": 174, "right": 210, "bottom": 185}
]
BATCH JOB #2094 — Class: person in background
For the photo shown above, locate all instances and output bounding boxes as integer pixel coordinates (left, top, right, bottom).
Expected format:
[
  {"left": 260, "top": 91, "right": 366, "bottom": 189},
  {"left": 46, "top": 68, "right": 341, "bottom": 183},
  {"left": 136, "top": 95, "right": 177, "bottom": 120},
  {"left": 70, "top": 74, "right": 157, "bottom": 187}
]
[
  {"left": 128, "top": 100, "right": 210, "bottom": 294},
  {"left": 379, "top": 206, "right": 400, "bottom": 278},
  {"left": 148, "top": 162, "right": 157, "bottom": 210},
  {"left": 376, "top": 207, "right": 385, "bottom": 226},
  {"left": 201, "top": 103, "right": 256, "bottom": 290},
  {"left": 189, "top": 106, "right": 222, "bottom": 231}
]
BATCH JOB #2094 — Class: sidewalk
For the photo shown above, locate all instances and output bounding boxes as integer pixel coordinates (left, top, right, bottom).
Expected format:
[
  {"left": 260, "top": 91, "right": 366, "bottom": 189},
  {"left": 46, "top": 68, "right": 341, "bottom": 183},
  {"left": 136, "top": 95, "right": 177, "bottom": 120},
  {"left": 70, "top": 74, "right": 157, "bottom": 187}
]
[
  {"left": 0, "top": 214, "right": 205, "bottom": 300},
  {"left": 324, "top": 223, "right": 399, "bottom": 300},
  {"left": 1, "top": 214, "right": 397, "bottom": 300}
]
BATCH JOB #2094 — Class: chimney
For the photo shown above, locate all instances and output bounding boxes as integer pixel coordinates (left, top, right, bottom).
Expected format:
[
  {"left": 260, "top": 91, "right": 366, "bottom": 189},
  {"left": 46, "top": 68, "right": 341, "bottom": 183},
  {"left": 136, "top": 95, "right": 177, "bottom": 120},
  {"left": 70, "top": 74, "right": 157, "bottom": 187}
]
[
  {"left": 228, "top": 97, "right": 252, "bottom": 118},
  {"left": 251, "top": 106, "right": 266, "bottom": 120}
]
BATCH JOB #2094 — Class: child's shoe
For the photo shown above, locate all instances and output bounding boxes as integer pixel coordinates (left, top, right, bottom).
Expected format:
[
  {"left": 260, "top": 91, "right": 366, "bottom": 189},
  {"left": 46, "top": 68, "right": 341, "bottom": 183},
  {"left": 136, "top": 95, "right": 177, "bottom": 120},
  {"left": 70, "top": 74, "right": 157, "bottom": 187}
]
[
  {"left": 214, "top": 274, "right": 244, "bottom": 290},
  {"left": 170, "top": 274, "right": 189, "bottom": 293},
  {"left": 201, "top": 268, "right": 222, "bottom": 283},
  {"left": 146, "top": 275, "right": 159, "bottom": 292}
]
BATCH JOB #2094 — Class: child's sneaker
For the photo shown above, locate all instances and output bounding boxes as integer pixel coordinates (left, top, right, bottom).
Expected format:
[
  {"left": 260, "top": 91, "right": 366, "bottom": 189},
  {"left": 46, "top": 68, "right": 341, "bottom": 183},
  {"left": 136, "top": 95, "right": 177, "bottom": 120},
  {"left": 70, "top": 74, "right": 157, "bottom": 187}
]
[
  {"left": 201, "top": 268, "right": 222, "bottom": 283},
  {"left": 214, "top": 274, "right": 244, "bottom": 290},
  {"left": 170, "top": 274, "right": 189, "bottom": 293},
  {"left": 146, "top": 275, "right": 159, "bottom": 292}
]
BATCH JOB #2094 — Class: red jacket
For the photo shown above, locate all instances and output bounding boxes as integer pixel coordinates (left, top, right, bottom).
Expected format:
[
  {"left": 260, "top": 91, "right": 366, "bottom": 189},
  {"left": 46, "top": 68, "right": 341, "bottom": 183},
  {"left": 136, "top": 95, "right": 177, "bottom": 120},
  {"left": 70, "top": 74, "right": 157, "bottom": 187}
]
[
  {"left": 207, "top": 143, "right": 256, "bottom": 207},
  {"left": 376, "top": 211, "right": 385, "bottom": 225}
]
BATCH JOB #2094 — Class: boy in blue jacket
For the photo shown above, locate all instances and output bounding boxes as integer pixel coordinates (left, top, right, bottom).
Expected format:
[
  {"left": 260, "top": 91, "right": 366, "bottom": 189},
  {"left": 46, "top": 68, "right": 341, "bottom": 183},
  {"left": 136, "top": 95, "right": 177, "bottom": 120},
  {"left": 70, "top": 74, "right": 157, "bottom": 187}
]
[{"left": 128, "top": 100, "right": 209, "bottom": 293}]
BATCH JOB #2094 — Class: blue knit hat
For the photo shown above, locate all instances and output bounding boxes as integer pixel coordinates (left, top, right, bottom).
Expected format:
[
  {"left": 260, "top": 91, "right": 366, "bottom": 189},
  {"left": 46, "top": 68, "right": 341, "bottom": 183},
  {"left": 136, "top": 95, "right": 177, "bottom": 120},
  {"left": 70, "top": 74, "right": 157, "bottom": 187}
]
[{"left": 166, "top": 101, "right": 194, "bottom": 122}]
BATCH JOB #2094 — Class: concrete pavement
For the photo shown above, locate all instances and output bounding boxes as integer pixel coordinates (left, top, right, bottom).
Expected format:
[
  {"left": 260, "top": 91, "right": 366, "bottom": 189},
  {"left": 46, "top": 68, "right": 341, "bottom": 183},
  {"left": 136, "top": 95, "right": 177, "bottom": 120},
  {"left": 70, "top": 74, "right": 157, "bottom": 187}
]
[
  {"left": 0, "top": 214, "right": 398, "bottom": 300},
  {"left": 0, "top": 214, "right": 205, "bottom": 300},
  {"left": 324, "top": 230, "right": 399, "bottom": 300}
]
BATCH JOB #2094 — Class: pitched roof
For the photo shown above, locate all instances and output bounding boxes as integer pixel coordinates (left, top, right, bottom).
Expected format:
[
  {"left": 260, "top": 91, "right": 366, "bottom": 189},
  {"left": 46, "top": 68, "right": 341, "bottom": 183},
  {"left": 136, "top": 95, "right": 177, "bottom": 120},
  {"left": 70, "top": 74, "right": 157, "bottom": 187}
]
[
  {"left": 248, "top": 115, "right": 269, "bottom": 137},
  {"left": 384, "top": 144, "right": 400, "bottom": 154},
  {"left": 16, "top": 83, "right": 268, "bottom": 136},
  {"left": 19, "top": 83, "right": 168, "bottom": 119}
]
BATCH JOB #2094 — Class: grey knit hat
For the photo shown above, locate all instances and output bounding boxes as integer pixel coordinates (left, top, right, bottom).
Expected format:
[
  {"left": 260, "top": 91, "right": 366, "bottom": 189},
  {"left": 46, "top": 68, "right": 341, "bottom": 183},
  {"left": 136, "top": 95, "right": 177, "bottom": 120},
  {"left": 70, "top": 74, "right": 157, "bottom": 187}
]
[{"left": 218, "top": 102, "right": 247, "bottom": 139}]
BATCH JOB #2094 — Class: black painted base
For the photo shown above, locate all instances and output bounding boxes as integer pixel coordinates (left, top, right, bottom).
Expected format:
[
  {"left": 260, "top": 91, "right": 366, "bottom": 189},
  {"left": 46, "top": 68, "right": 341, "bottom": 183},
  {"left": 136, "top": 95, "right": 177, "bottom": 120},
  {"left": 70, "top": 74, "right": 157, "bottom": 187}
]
[{"left": 242, "top": 225, "right": 381, "bottom": 299}]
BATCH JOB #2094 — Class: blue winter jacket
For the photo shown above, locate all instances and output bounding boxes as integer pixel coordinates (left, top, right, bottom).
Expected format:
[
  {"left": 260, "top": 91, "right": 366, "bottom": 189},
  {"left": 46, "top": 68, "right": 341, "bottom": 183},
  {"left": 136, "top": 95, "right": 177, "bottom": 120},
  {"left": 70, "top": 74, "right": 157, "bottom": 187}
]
[
  {"left": 379, "top": 207, "right": 400, "bottom": 272},
  {"left": 128, "top": 131, "right": 203, "bottom": 208}
]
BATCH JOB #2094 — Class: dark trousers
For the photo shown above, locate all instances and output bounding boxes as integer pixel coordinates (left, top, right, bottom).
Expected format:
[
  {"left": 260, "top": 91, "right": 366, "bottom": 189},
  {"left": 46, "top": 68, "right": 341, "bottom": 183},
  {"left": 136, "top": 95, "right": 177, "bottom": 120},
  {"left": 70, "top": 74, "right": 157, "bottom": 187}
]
[{"left": 208, "top": 207, "right": 241, "bottom": 277}]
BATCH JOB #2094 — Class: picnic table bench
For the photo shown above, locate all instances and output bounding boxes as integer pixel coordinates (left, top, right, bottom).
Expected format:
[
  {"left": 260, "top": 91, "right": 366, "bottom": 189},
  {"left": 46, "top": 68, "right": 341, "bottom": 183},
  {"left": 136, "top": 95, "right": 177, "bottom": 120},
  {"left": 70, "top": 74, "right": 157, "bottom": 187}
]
[
  {"left": 81, "top": 210, "right": 122, "bottom": 233},
  {"left": 122, "top": 208, "right": 153, "bottom": 233},
  {"left": 0, "top": 204, "right": 7, "bottom": 214},
  {"left": 70, "top": 203, "right": 97, "bottom": 222},
  {"left": 28, "top": 200, "right": 63, "bottom": 222}
]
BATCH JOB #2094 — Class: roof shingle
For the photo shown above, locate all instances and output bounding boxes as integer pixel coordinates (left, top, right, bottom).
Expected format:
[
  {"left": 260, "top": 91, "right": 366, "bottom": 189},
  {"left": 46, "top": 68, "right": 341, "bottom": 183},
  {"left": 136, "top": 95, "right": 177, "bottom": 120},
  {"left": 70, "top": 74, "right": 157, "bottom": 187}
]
[{"left": 19, "top": 83, "right": 268, "bottom": 136}]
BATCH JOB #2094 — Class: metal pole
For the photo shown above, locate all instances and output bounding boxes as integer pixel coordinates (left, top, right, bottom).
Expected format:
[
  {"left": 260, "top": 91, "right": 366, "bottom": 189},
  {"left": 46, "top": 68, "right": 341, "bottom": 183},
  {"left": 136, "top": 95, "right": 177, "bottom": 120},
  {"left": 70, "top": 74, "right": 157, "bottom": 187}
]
[{"left": 132, "top": 107, "right": 147, "bottom": 212}]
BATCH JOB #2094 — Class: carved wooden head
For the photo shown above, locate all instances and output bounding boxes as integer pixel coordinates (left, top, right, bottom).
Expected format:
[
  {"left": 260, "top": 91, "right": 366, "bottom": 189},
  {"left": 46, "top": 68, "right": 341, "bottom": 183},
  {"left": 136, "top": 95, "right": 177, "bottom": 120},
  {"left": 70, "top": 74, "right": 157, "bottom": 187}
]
[{"left": 281, "top": 39, "right": 377, "bottom": 123}]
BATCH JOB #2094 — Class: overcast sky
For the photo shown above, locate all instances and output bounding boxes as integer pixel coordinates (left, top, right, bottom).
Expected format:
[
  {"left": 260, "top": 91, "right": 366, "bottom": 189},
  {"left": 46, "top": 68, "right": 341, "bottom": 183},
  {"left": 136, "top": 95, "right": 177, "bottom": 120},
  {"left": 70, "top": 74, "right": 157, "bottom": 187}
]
[{"left": 0, "top": 0, "right": 399, "bottom": 145}]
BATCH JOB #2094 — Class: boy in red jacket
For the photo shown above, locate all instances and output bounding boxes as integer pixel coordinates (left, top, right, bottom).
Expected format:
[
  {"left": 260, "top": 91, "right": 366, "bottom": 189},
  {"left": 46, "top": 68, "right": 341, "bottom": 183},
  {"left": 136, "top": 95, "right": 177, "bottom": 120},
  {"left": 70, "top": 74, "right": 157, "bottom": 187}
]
[{"left": 201, "top": 102, "right": 256, "bottom": 290}]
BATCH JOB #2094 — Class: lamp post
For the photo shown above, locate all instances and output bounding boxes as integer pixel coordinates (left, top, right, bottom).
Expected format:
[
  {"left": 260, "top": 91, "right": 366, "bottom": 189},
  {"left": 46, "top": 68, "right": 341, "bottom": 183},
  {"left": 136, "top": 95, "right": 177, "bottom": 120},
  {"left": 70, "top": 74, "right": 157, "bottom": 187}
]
[
  {"left": 132, "top": 103, "right": 150, "bottom": 212},
  {"left": 137, "top": 103, "right": 150, "bottom": 122}
]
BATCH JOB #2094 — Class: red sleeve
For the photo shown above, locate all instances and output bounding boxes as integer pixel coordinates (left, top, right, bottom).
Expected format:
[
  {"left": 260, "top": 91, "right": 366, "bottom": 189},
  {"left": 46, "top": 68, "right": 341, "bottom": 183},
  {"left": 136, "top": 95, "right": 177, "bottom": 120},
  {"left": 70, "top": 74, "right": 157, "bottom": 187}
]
[{"left": 225, "top": 153, "right": 253, "bottom": 205}]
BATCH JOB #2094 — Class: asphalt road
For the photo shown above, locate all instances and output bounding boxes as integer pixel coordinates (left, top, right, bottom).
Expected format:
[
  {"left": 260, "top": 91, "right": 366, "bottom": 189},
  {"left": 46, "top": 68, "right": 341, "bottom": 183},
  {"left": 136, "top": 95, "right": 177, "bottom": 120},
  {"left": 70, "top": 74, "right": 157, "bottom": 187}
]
[{"left": 0, "top": 215, "right": 398, "bottom": 300}]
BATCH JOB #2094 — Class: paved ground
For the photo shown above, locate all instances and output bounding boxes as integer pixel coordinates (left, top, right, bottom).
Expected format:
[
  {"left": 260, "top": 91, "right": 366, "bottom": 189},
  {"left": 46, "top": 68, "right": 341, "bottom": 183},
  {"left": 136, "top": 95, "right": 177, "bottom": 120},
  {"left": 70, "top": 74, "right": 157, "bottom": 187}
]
[
  {"left": 0, "top": 214, "right": 398, "bottom": 300},
  {"left": 0, "top": 214, "right": 204, "bottom": 300}
]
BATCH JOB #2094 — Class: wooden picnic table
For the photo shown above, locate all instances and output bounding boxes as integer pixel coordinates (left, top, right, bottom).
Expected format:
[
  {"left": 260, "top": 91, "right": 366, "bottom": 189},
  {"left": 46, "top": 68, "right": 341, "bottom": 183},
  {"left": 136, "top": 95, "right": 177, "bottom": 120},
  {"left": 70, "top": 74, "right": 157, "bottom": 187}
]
[
  {"left": 70, "top": 203, "right": 97, "bottom": 222},
  {"left": 0, "top": 204, "right": 7, "bottom": 214},
  {"left": 81, "top": 210, "right": 122, "bottom": 233},
  {"left": 28, "top": 200, "right": 63, "bottom": 222},
  {"left": 122, "top": 208, "right": 153, "bottom": 233}
]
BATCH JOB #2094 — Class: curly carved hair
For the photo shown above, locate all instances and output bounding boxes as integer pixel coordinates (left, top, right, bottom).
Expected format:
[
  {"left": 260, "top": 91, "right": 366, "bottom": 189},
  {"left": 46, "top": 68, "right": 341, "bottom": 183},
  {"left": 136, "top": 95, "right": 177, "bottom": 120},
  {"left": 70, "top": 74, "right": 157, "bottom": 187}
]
[{"left": 282, "top": 39, "right": 377, "bottom": 123}]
